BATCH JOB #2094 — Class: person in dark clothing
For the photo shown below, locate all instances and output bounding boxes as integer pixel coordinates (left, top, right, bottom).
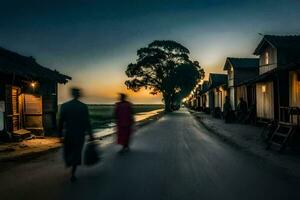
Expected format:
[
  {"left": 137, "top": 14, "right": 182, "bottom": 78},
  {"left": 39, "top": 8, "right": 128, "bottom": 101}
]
[
  {"left": 236, "top": 97, "right": 248, "bottom": 123},
  {"left": 58, "top": 88, "right": 94, "bottom": 182},
  {"left": 223, "top": 96, "right": 233, "bottom": 123},
  {"left": 246, "top": 103, "right": 256, "bottom": 124},
  {"left": 114, "top": 93, "right": 134, "bottom": 153}
]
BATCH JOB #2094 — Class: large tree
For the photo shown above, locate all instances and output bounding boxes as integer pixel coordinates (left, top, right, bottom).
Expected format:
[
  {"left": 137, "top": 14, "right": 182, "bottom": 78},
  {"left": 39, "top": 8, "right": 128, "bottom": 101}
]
[{"left": 125, "top": 40, "right": 204, "bottom": 112}]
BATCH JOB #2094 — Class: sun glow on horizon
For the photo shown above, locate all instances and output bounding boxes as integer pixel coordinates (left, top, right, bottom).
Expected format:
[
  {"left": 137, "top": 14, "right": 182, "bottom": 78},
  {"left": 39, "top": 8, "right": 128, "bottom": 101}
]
[{"left": 58, "top": 83, "right": 163, "bottom": 104}]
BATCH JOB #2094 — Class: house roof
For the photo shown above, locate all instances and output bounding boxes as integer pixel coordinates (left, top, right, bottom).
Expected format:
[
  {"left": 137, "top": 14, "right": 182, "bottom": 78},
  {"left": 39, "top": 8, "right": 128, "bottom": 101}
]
[
  {"left": 223, "top": 57, "right": 259, "bottom": 70},
  {"left": 237, "top": 62, "right": 300, "bottom": 86},
  {"left": 199, "top": 81, "right": 210, "bottom": 94},
  {"left": 209, "top": 73, "right": 227, "bottom": 89},
  {"left": 202, "top": 81, "right": 209, "bottom": 90},
  {"left": 239, "top": 69, "right": 275, "bottom": 86},
  {"left": 254, "top": 35, "right": 300, "bottom": 55},
  {"left": 0, "top": 47, "right": 71, "bottom": 83}
]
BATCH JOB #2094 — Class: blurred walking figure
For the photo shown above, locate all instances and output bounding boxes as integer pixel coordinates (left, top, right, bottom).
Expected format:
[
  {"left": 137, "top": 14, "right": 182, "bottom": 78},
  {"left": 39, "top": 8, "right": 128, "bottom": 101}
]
[
  {"left": 223, "top": 96, "right": 233, "bottom": 123},
  {"left": 236, "top": 97, "right": 248, "bottom": 123},
  {"left": 58, "top": 88, "right": 94, "bottom": 182},
  {"left": 114, "top": 93, "right": 134, "bottom": 153}
]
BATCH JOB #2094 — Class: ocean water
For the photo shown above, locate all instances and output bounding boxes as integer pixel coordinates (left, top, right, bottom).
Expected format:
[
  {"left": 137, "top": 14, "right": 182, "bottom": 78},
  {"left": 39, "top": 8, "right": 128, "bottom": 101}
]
[{"left": 88, "top": 104, "right": 164, "bottom": 138}]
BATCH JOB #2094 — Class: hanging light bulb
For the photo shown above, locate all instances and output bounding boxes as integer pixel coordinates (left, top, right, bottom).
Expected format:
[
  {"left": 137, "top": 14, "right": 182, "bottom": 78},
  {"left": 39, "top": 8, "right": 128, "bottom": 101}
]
[{"left": 31, "top": 82, "right": 36, "bottom": 88}]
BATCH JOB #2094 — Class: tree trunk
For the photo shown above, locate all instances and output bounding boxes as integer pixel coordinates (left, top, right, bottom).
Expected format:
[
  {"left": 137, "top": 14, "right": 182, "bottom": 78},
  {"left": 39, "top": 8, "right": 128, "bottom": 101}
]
[{"left": 164, "top": 94, "right": 172, "bottom": 112}]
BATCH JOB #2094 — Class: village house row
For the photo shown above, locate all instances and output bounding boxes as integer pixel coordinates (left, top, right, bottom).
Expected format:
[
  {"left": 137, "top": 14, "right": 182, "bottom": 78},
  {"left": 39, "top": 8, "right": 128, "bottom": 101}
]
[
  {"left": 0, "top": 47, "right": 71, "bottom": 140},
  {"left": 188, "top": 35, "right": 300, "bottom": 127}
]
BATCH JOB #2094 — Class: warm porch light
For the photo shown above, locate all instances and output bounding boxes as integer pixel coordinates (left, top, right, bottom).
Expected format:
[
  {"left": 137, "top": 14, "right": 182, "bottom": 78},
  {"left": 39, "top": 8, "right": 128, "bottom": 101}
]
[
  {"left": 262, "top": 85, "right": 266, "bottom": 93},
  {"left": 31, "top": 82, "right": 36, "bottom": 88}
]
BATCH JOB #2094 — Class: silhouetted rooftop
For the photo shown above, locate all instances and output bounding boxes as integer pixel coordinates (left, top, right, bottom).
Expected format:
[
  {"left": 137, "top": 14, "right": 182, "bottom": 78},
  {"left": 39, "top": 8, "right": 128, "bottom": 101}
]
[
  {"left": 0, "top": 47, "right": 71, "bottom": 83},
  {"left": 209, "top": 73, "right": 227, "bottom": 89},
  {"left": 199, "top": 81, "right": 210, "bottom": 94},
  {"left": 254, "top": 35, "right": 300, "bottom": 55},
  {"left": 223, "top": 57, "right": 259, "bottom": 70},
  {"left": 237, "top": 62, "right": 300, "bottom": 86}
]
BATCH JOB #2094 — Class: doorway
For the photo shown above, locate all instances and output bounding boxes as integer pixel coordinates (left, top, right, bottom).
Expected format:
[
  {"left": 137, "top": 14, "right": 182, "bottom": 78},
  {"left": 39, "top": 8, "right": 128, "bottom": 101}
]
[{"left": 23, "top": 94, "right": 43, "bottom": 130}]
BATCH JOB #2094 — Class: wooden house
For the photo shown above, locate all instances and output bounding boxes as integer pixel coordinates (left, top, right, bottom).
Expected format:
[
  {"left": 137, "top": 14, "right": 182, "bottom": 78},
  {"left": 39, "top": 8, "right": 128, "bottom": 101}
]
[
  {"left": 213, "top": 84, "right": 228, "bottom": 112},
  {"left": 250, "top": 35, "right": 300, "bottom": 121},
  {"left": 207, "top": 73, "right": 228, "bottom": 112},
  {"left": 0, "top": 47, "right": 71, "bottom": 138},
  {"left": 197, "top": 81, "right": 209, "bottom": 111},
  {"left": 223, "top": 57, "right": 259, "bottom": 110}
]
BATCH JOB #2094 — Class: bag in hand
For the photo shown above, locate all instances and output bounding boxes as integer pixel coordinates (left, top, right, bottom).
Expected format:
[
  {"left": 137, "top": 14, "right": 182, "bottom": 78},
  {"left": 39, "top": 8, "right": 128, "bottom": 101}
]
[{"left": 84, "top": 141, "right": 101, "bottom": 166}]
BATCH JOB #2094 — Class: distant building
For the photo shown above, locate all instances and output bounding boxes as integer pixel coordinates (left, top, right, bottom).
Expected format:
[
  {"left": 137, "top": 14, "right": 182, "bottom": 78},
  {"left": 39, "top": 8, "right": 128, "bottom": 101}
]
[
  {"left": 207, "top": 73, "right": 228, "bottom": 113},
  {"left": 188, "top": 35, "right": 300, "bottom": 126},
  {"left": 191, "top": 73, "right": 227, "bottom": 114},
  {"left": 223, "top": 57, "right": 259, "bottom": 110},
  {"left": 197, "top": 81, "right": 209, "bottom": 111},
  {"left": 0, "top": 47, "right": 71, "bottom": 139}
]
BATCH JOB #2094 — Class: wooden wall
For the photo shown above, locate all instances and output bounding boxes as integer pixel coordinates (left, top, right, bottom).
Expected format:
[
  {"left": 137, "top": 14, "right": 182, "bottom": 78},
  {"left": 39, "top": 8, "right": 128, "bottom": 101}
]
[
  {"left": 290, "top": 70, "right": 300, "bottom": 107},
  {"left": 229, "top": 87, "right": 235, "bottom": 110},
  {"left": 247, "top": 85, "right": 256, "bottom": 107},
  {"left": 214, "top": 87, "right": 227, "bottom": 111},
  {"left": 234, "top": 68, "right": 258, "bottom": 87},
  {"left": 259, "top": 46, "right": 277, "bottom": 75},
  {"left": 41, "top": 82, "right": 58, "bottom": 134},
  {"left": 23, "top": 94, "right": 43, "bottom": 129},
  {"left": 256, "top": 82, "right": 274, "bottom": 119},
  {"left": 0, "top": 72, "right": 60, "bottom": 136},
  {"left": 236, "top": 84, "right": 256, "bottom": 114},
  {"left": 236, "top": 85, "right": 247, "bottom": 105}
]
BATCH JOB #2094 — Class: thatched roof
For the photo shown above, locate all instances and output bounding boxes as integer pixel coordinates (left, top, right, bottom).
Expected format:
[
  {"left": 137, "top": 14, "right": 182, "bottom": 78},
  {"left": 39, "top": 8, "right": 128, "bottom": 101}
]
[{"left": 0, "top": 47, "right": 71, "bottom": 83}]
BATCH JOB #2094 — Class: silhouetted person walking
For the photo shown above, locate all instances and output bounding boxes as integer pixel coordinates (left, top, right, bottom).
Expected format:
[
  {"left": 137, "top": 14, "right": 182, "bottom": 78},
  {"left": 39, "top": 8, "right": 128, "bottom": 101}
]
[
  {"left": 114, "top": 93, "right": 134, "bottom": 153},
  {"left": 223, "top": 96, "right": 233, "bottom": 123},
  {"left": 58, "top": 88, "right": 94, "bottom": 182},
  {"left": 236, "top": 97, "right": 248, "bottom": 123}
]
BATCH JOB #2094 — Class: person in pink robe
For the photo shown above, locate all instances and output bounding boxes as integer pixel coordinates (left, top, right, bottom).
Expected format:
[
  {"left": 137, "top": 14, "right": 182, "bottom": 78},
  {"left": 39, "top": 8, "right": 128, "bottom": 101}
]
[{"left": 114, "top": 93, "right": 134, "bottom": 152}]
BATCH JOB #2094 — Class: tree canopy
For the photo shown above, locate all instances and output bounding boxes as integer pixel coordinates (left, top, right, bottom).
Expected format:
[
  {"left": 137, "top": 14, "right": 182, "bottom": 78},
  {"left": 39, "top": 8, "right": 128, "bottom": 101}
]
[{"left": 125, "top": 40, "right": 204, "bottom": 111}]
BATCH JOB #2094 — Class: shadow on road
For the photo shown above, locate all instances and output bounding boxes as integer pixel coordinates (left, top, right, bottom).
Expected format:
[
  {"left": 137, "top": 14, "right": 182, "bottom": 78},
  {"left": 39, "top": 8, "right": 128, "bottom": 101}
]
[{"left": 61, "top": 148, "right": 160, "bottom": 199}]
